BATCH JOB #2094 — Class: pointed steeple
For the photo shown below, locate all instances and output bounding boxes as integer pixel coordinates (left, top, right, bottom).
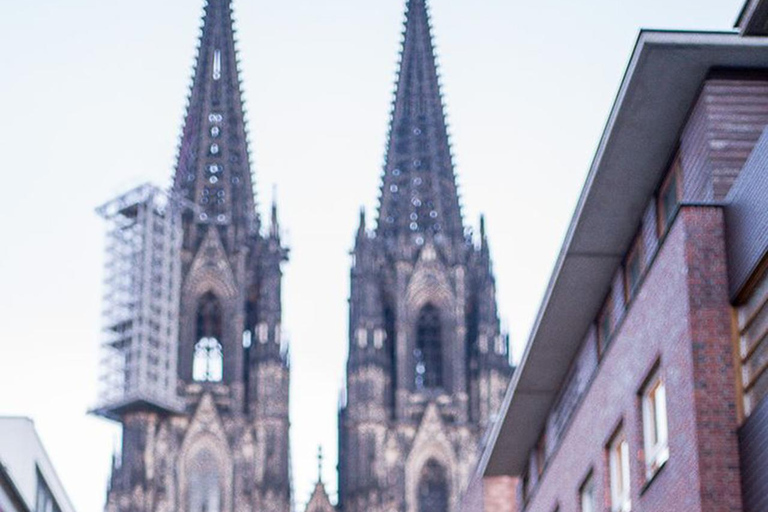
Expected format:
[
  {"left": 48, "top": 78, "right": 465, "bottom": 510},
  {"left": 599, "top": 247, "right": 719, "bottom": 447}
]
[
  {"left": 356, "top": 208, "right": 367, "bottom": 242},
  {"left": 270, "top": 186, "right": 280, "bottom": 240},
  {"left": 376, "top": 0, "right": 463, "bottom": 244},
  {"left": 173, "top": 0, "right": 258, "bottom": 243}
]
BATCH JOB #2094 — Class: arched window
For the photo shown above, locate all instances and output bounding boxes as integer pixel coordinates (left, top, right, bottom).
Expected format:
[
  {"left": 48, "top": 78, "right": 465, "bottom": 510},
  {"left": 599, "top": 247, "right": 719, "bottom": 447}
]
[
  {"left": 418, "top": 459, "right": 448, "bottom": 512},
  {"left": 187, "top": 449, "right": 221, "bottom": 512},
  {"left": 193, "top": 293, "right": 223, "bottom": 382},
  {"left": 415, "top": 304, "right": 442, "bottom": 389}
]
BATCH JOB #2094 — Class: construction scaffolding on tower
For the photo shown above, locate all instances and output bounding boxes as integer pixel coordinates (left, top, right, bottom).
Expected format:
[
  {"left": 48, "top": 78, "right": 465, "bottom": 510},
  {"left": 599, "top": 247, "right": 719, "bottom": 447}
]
[{"left": 92, "top": 183, "right": 191, "bottom": 420}]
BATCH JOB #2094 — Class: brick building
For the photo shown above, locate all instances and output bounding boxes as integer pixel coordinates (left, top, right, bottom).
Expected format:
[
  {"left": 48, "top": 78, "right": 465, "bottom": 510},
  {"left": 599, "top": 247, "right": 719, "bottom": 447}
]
[{"left": 465, "top": 2, "right": 768, "bottom": 512}]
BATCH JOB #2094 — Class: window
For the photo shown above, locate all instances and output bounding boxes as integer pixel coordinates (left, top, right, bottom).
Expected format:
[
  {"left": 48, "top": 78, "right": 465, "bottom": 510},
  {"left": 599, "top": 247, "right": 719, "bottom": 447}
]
[
  {"left": 521, "top": 468, "right": 531, "bottom": 504},
  {"left": 36, "top": 470, "right": 62, "bottom": 512},
  {"left": 212, "top": 49, "right": 221, "bottom": 80},
  {"left": 597, "top": 295, "right": 613, "bottom": 352},
  {"left": 193, "top": 337, "right": 223, "bottom": 382},
  {"left": 356, "top": 328, "right": 368, "bottom": 348},
  {"left": 609, "top": 430, "right": 631, "bottom": 512},
  {"left": 415, "top": 304, "right": 443, "bottom": 390},
  {"left": 418, "top": 460, "right": 448, "bottom": 512},
  {"left": 642, "top": 372, "right": 669, "bottom": 478},
  {"left": 373, "top": 328, "right": 386, "bottom": 349},
  {"left": 535, "top": 433, "right": 546, "bottom": 477},
  {"left": 194, "top": 293, "right": 223, "bottom": 382},
  {"left": 580, "top": 473, "right": 596, "bottom": 512},
  {"left": 624, "top": 237, "right": 643, "bottom": 300},
  {"left": 657, "top": 155, "right": 680, "bottom": 236}
]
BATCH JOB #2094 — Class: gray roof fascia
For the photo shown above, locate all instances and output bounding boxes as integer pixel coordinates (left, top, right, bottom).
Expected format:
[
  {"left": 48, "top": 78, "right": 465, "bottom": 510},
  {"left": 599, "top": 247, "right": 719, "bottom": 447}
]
[{"left": 480, "top": 30, "right": 768, "bottom": 478}]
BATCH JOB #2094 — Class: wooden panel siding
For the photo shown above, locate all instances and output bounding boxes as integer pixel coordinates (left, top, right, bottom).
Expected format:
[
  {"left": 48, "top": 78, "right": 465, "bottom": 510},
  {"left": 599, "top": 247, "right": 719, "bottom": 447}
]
[{"left": 739, "top": 396, "right": 768, "bottom": 512}]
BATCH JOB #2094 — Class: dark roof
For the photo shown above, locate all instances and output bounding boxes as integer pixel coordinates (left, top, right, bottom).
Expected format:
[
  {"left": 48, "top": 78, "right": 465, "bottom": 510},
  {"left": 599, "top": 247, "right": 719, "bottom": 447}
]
[
  {"left": 376, "top": 0, "right": 464, "bottom": 243},
  {"left": 480, "top": 29, "right": 768, "bottom": 477},
  {"left": 173, "top": 0, "right": 258, "bottom": 231}
]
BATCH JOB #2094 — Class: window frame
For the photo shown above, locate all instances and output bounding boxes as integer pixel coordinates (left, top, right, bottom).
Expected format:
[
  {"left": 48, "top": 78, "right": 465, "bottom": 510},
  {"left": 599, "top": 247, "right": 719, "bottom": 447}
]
[
  {"left": 579, "top": 470, "right": 597, "bottom": 512},
  {"left": 656, "top": 152, "right": 681, "bottom": 237},
  {"left": 641, "top": 370, "right": 670, "bottom": 479},
  {"left": 597, "top": 293, "right": 614, "bottom": 355},
  {"left": 624, "top": 234, "right": 644, "bottom": 302},
  {"left": 608, "top": 429, "right": 632, "bottom": 512}
]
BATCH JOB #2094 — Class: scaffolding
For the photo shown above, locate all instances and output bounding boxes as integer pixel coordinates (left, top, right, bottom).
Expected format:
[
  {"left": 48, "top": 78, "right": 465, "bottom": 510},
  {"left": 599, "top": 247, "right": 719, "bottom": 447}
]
[{"left": 93, "top": 184, "right": 185, "bottom": 419}]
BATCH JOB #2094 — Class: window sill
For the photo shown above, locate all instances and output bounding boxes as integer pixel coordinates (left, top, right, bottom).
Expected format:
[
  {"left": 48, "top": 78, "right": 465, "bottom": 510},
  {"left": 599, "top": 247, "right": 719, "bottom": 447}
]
[{"left": 640, "top": 457, "right": 668, "bottom": 495}]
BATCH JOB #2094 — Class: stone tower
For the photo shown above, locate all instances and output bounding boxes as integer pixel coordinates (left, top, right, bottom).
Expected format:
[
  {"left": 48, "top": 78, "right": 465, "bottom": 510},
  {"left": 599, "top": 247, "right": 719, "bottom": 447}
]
[
  {"left": 101, "top": 1, "right": 291, "bottom": 511},
  {"left": 337, "top": 1, "right": 514, "bottom": 511}
]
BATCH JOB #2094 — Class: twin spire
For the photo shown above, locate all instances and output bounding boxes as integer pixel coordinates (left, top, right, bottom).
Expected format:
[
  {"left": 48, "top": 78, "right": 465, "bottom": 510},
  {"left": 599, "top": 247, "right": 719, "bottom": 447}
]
[
  {"left": 376, "top": 0, "right": 464, "bottom": 244},
  {"left": 174, "top": 0, "right": 464, "bottom": 247},
  {"left": 173, "top": 0, "right": 258, "bottom": 237}
]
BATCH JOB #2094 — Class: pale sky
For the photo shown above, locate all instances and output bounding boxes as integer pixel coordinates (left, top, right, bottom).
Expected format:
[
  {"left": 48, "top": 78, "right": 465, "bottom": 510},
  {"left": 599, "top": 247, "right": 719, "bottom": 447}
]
[{"left": 0, "top": 0, "right": 745, "bottom": 511}]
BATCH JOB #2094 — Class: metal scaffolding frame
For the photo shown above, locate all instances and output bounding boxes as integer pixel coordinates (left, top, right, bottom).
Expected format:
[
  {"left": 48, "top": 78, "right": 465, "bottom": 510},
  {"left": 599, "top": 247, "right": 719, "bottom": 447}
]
[{"left": 93, "top": 184, "right": 185, "bottom": 419}]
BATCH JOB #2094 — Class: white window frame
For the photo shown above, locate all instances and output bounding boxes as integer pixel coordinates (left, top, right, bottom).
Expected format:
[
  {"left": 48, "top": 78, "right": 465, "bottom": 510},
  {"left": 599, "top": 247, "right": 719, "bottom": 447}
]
[
  {"left": 642, "top": 372, "right": 669, "bottom": 478},
  {"left": 609, "top": 432, "right": 631, "bottom": 512},
  {"left": 580, "top": 473, "right": 596, "bottom": 512}
]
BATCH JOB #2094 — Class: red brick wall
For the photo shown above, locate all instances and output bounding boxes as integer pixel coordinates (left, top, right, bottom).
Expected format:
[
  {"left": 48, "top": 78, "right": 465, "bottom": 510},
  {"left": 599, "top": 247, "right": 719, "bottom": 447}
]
[
  {"left": 518, "top": 206, "right": 742, "bottom": 512},
  {"left": 483, "top": 477, "right": 517, "bottom": 512},
  {"left": 683, "top": 207, "right": 743, "bottom": 512}
]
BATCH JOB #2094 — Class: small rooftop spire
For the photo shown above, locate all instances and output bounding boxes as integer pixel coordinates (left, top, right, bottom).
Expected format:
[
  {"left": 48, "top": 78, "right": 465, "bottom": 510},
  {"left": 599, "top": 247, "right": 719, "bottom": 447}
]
[
  {"left": 357, "top": 207, "right": 367, "bottom": 239},
  {"left": 375, "top": 0, "right": 464, "bottom": 244},
  {"left": 270, "top": 185, "right": 280, "bottom": 238},
  {"left": 317, "top": 445, "right": 324, "bottom": 483}
]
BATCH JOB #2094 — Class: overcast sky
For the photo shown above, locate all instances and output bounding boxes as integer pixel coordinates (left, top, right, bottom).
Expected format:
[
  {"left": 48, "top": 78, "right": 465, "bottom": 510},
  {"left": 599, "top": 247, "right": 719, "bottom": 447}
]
[{"left": 0, "top": 0, "right": 745, "bottom": 510}]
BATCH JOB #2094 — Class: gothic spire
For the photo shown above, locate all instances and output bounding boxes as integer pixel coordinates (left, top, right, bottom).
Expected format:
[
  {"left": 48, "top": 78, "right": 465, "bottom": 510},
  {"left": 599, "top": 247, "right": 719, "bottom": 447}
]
[
  {"left": 376, "top": 0, "right": 463, "bottom": 244},
  {"left": 173, "top": 0, "right": 258, "bottom": 239}
]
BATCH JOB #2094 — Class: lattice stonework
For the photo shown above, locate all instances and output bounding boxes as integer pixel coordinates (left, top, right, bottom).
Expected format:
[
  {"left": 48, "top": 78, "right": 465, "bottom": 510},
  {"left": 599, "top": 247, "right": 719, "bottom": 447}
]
[{"left": 94, "top": 184, "right": 184, "bottom": 418}]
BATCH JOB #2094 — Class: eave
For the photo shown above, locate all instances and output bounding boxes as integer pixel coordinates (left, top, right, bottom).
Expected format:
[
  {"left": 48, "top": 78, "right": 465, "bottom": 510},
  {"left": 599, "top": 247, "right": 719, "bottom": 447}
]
[{"left": 480, "top": 30, "right": 768, "bottom": 477}]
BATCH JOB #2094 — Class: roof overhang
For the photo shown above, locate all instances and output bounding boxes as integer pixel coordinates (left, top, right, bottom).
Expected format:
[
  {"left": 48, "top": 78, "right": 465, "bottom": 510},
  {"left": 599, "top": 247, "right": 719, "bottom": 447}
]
[
  {"left": 737, "top": 0, "right": 768, "bottom": 35},
  {"left": 481, "top": 30, "right": 768, "bottom": 477}
]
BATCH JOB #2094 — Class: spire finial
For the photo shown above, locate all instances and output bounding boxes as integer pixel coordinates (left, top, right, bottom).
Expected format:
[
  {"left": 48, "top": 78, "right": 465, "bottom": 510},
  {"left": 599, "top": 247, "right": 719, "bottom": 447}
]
[
  {"left": 357, "top": 207, "right": 367, "bottom": 239},
  {"left": 270, "top": 185, "right": 280, "bottom": 238},
  {"left": 317, "top": 445, "right": 324, "bottom": 483}
]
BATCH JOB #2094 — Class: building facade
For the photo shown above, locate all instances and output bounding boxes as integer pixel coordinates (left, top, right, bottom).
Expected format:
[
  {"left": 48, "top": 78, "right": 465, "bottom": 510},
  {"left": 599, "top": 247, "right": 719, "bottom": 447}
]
[
  {"left": 0, "top": 417, "right": 77, "bottom": 512},
  {"left": 468, "top": 2, "right": 768, "bottom": 512},
  {"left": 96, "top": 1, "right": 291, "bottom": 511},
  {"left": 337, "top": 1, "right": 514, "bottom": 512}
]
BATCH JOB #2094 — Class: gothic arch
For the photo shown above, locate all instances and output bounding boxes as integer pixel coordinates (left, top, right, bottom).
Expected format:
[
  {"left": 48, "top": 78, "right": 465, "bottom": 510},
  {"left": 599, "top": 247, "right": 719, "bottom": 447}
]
[
  {"left": 404, "top": 410, "right": 459, "bottom": 512},
  {"left": 417, "top": 459, "right": 449, "bottom": 512},
  {"left": 415, "top": 303, "right": 443, "bottom": 389},
  {"left": 193, "top": 292, "right": 224, "bottom": 382},
  {"left": 405, "top": 265, "right": 458, "bottom": 393},
  {"left": 177, "top": 396, "right": 234, "bottom": 512}
]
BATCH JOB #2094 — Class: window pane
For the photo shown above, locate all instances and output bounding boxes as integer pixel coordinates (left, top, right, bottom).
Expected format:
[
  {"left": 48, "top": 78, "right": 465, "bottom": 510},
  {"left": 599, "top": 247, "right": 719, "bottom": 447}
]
[{"left": 580, "top": 476, "right": 595, "bottom": 512}]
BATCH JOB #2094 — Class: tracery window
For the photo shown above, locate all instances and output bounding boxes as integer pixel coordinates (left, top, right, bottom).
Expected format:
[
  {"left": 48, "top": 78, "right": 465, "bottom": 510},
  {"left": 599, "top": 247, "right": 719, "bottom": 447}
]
[
  {"left": 415, "top": 304, "right": 443, "bottom": 389},
  {"left": 187, "top": 449, "right": 221, "bottom": 512},
  {"left": 418, "top": 459, "right": 448, "bottom": 512},
  {"left": 193, "top": 293, "right": 223, "bottom": 382}
]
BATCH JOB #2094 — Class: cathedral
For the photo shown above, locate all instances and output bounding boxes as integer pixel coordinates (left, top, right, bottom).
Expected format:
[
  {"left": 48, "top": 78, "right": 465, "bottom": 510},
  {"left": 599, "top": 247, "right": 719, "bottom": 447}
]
[
  {"left": 93, "top": 0, "right": 512, "bottom": 511},
  {"left": 337, "top": 0, "right": 512, "bottom": 510}
]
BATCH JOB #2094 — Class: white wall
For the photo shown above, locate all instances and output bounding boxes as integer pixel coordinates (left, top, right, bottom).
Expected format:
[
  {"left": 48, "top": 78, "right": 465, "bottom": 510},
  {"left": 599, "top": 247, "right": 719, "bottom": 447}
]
[{"left": 0, "top": 418, "right": 76, "bottom": 512}]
